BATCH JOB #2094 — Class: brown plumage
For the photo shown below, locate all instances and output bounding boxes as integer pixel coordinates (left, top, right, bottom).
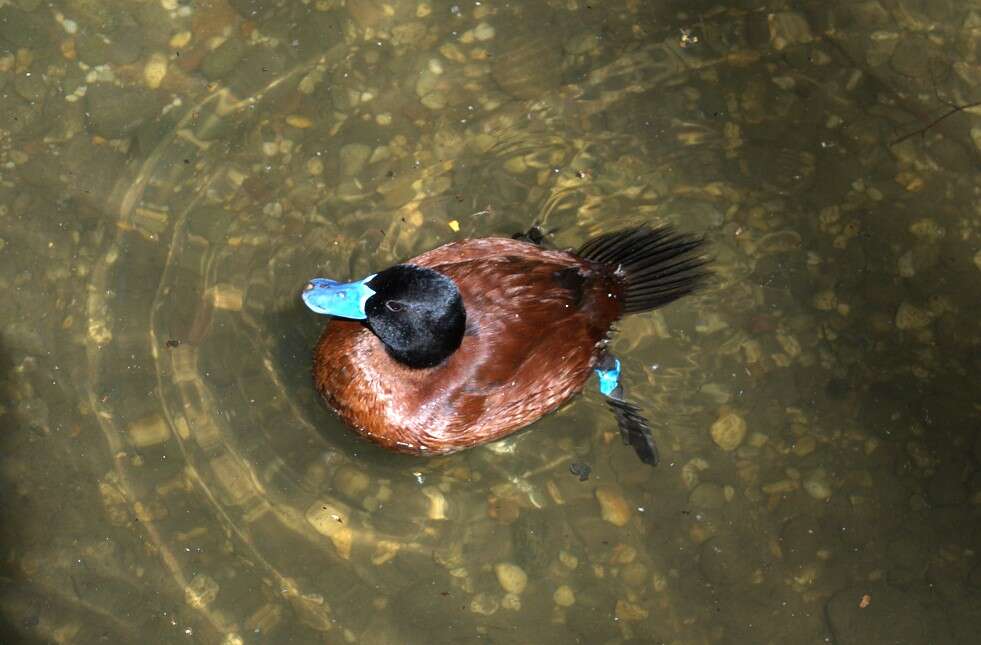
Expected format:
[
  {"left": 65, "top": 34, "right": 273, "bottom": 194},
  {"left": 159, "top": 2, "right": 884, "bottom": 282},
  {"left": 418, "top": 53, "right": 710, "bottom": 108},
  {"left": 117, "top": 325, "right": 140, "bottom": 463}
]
[
  {"left": 306, "top": 227, "right": 707, "bottom": 463},
  {"left": 313, "top": 238, "right": 619, "bottom": 453}
]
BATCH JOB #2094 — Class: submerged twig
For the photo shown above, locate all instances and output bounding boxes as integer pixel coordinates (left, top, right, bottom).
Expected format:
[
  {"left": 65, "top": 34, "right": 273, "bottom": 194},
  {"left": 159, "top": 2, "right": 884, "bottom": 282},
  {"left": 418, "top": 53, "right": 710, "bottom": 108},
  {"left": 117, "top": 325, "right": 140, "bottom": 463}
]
[{"left": 890, "top": 99, "right": 981, "bottom": 145}]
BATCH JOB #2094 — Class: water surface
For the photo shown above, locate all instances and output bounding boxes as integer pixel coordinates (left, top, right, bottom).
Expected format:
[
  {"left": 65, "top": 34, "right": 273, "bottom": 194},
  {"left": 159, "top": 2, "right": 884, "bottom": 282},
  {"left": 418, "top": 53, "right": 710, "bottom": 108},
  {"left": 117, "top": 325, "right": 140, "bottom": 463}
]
[{"left": 1, "top": 1, "right": 980, "bottom": 643}]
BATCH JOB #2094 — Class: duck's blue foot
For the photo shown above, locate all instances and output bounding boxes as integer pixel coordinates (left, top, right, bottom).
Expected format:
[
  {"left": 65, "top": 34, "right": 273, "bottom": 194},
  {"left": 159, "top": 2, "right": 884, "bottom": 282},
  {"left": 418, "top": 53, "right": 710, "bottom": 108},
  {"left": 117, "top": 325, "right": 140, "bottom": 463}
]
[
  {"left": 594, "top": 353, "right": 658, "bottom": 466},
  {"left": 594, "top": 355, "right": 622, "bottom": 398}
]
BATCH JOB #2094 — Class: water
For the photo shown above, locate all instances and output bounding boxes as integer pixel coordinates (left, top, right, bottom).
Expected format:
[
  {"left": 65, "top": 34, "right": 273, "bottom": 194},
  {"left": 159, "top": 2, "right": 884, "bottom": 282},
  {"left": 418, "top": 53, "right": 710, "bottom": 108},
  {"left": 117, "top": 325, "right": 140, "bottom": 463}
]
[{"left": 2, "top": 1, "right": 980, "bottom": 643}]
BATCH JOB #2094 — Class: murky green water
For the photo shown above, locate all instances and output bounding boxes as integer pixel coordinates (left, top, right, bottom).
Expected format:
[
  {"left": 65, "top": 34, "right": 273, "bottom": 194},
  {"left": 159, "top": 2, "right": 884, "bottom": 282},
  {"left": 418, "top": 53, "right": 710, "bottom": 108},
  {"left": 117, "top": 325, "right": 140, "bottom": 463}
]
[{"left": 2, "top": 0, "right": 980, "bottom": 643}]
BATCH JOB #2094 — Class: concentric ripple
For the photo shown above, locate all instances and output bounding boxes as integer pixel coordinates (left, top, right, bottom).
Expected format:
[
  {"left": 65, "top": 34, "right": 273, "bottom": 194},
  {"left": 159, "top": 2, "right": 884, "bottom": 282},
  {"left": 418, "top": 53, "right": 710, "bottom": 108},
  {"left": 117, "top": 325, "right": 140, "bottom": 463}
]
[{"left": 76, "top": 30, "right": 724, "bottom": 642}]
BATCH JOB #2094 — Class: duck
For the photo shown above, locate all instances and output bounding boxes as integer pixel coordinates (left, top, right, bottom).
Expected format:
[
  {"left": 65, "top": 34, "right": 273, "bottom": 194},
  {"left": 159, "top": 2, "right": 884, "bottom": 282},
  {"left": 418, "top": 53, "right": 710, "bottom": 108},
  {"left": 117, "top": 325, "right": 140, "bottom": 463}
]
[{"left": 301, "top": 226, "right": 707, "bottom": 465}]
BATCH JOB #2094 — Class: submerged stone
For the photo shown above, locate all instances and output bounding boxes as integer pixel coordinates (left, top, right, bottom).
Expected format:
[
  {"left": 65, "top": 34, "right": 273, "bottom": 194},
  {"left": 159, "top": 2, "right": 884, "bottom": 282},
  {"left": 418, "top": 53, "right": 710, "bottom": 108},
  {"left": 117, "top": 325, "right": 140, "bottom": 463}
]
[
  {"left": 85, "top": 84, "right": 161, "bottom": 139},
  {"left": 711, "top": 412, "right": 747, "bottom": 452},
  {"left": 494, "top": 562, "right": 528, "bottom": 594}
]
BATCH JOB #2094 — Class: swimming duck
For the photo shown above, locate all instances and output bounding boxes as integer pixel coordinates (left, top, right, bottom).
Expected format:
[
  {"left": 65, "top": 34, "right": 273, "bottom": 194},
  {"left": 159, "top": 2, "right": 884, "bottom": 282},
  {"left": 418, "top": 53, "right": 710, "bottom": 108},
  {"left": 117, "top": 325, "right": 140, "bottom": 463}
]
[{"left": 302, "top": 226, "right": 707, "bottom": 465}]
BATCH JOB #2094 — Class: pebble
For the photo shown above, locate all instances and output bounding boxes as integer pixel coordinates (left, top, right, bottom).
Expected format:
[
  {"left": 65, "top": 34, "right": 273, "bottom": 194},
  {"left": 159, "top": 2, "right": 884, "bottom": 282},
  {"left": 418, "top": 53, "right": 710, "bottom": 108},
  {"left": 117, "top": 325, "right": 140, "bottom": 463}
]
[
  {"left": 762, "top": 479, "right": 798, "bottom": 495},
  {"left": 494, "top": 562, "right": 528, "bottom": 594},
  {"left": 333, "top": 465, "right": 370, "bottom": 499},
  {"left": 501, "top": 593, "right": 521, "bottom": 611},
  {"left": 143, "top": 53, "right": 168, "bottom": 89},
  {"left": 710, "top": 412, "right": 747, "bottom": 452},
  {"left": 420, "top": 91, "right": 447, "bottom": 110},
  {"left": 170, "top": 31, "right": 192, "bottom": 49},
  {"left": 767, "top": 11, "right": 813, "bottom": 50},
  {"left": 83, "top": 28, "right": 143, "bottom": 66},
  {"left": 474, "top": 22, "right": 495, "bottom": 41},
  {"left": 128, "top": 414, "right": 171, "bottom": 447},
  {"left": 553, "top": 585, "right": 575, "bottom": 607},
  {"left": 305, "top": 501, "right": 353, "bottom": 559},
  {"left": 415, "top": 69, "right": 439, "bottom": 97},
  {"left": 392, "top": 22, "right": 426, "bottom": 47},
  {"left": 908, "top": 218, "right": 944, "bottom": 240},
  {"left": 185, "top": 574, "right": 220, "bottom": 609},
  {"left": 792, "top": 435, "right": 817, "bottom": 457},
  {"left": 491, "top": 35, "right": 561, "bottom": 100},
  {"left": 895, "top": 301, "right": 932, "bottom": 330},
  {"left": 503, "top": 156, "right": 527, "bottom": 174},
  {"left": 210, "top": 285, "right": 244, "bottom": 311},
  {"left": 85, "top": 84, "right": 160, "bottom": 138},
  {"left": 742, "top": 339, "right": 763, "bottom": 365},
  {"left": 897, "top": 250, "right": 915, "bottom": 277},
  {"left": 615, "top": 599, "right": 648, "bottom": 621},
  {"left": 803, "top": 469, "right": 832, "bottom": 500},
  {"left": 610, "top": 544, "right": 637, "bottom": 565},
  {"left": 306, "top": 157, "right": 324, "bottom": 176},
  {"left": 776, "top": 331, "right": 801, "bottom": 358},
  {"left": 286, "top": 115, "right": 313, "bottom": 129},
  {"left": 681, "top": 458, "right": 709, "bottom": 490},
  {"left": 339, "top": 143, "right": 371, "bottom": 177},
  {"left": 621, "top": 562, "right": 648, "bottom": 588},
  {"left": 14, "top": 73, "right": 46, "bottom": 103},
  {"left": 486, "top": 495, "right": 519, "bottom": 524},
  {"left": 469, "top": 593, "right": 498, "bottom": 615},
  {"left": 422, "top": 486, "right": 448, "bottom": 520},
  {"left": 812, "top": 289, "right": 837, "bottom": 311},
  {"left": 565, "top": 32, "right": 599, "bottom": 55},
  {"left": 595, "top": 486, "right": 632, "bottom": 527},
  {"left": 689, "top": 482, "right": 726, "bottom": 509},
  {"left": 780, "top": 516, "right": 823, "bottom": 567},
  {"left": 559, "top": 550, "right": 578, "bottom": 569},
  {"left": 201, "top": 38, "right": 247, "bottom": 81}
]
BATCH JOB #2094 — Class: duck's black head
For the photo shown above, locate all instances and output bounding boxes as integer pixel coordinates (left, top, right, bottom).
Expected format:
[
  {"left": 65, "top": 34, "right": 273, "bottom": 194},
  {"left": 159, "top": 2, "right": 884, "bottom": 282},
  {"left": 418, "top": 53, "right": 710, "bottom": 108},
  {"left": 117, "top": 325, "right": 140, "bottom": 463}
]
[{"left": 302, "top": 264, "right": 466, "bottom": 369}]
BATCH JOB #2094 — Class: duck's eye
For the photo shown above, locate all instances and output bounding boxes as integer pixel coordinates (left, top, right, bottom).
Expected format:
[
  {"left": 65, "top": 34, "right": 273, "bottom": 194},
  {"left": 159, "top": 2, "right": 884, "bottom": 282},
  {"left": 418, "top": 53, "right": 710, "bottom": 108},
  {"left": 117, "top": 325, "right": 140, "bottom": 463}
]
[{"left": 385, "top": 300, "right": 404, "bottom": 312}]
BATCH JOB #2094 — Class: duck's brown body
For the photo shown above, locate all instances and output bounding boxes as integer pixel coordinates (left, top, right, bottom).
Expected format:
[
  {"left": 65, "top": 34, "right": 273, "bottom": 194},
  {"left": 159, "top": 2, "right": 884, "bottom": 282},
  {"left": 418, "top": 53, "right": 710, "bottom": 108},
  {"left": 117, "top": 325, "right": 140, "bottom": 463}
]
[{"left": 313, "top": 237, "right": 624, "bottom": 454}]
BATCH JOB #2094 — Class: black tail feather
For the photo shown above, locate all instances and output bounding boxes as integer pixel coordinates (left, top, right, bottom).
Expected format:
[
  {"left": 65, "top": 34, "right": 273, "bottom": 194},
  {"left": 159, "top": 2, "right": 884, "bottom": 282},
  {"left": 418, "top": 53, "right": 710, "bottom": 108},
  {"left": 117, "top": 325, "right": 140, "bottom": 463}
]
[
  {"left": 577, "top": 226, "right": 708, "bottom": 314},
  {"left": 605, "top": 397, "right": 659, "bottom": 466}
]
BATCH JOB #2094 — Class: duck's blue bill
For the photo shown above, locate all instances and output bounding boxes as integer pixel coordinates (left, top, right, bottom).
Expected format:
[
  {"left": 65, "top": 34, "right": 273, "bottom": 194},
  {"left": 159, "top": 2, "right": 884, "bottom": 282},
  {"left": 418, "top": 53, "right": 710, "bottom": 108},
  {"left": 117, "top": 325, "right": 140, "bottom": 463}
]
[{"left": 302, "top": 275, "right": 376, "bottom": 319}]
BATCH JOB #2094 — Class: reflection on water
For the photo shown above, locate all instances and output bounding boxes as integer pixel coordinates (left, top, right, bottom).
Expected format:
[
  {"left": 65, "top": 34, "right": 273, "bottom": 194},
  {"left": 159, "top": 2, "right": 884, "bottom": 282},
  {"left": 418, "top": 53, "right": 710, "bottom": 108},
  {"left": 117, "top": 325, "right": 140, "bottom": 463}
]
[{"left": 2, "top": 0, "right": 980, "bottom": 643}]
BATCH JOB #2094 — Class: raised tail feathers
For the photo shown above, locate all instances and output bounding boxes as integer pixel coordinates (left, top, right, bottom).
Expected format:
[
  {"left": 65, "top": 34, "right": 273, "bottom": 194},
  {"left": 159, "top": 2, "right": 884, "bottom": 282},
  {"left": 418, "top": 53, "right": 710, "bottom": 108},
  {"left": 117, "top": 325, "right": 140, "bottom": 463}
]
[
  {"left": 583, "top": 226, "right": 708, "bottom": 466},
  {"left": 577, "top": 226, "right": 708, "bottom": 314}
]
